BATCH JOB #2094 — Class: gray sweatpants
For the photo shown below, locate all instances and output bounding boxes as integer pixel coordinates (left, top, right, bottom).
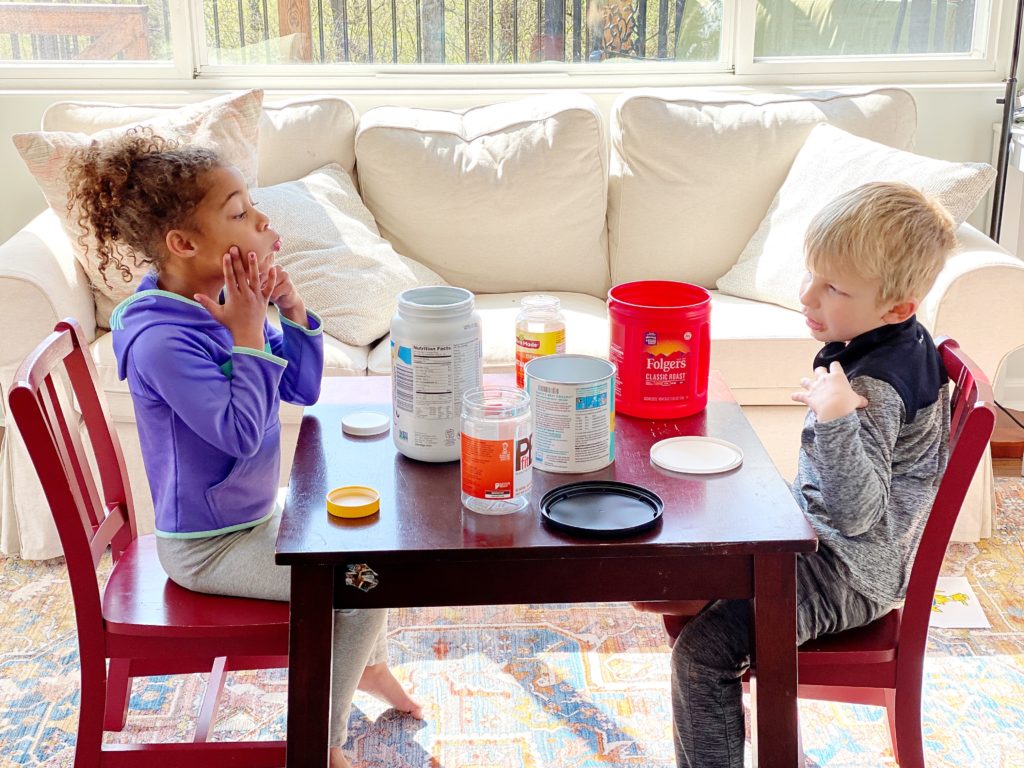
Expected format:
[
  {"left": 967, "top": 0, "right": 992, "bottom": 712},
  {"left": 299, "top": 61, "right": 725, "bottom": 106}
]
[
  {"left": 671, "top": 551, "right": 891, "bottom": 768},
  {"left": 156, "top": 509, "right": 388, "bottom": 747}
]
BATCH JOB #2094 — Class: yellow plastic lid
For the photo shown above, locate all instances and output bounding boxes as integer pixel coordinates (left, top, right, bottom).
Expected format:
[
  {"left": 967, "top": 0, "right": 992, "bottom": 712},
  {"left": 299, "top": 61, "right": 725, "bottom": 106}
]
[{"left": 326, "top": 486, "right": 380, "bottom": 518}]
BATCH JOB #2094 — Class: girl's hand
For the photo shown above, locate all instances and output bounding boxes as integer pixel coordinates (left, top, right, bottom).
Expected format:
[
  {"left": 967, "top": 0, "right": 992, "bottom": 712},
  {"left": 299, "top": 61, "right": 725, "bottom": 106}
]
[
  {"left": 194, "top": 248, "right": 272, "bottom": 350},
  {"left": 791, "top": 361, "right": 869, "bottom": 423},
  {"left": 268, "top": 266, "right": 308, "bottom": 328}
]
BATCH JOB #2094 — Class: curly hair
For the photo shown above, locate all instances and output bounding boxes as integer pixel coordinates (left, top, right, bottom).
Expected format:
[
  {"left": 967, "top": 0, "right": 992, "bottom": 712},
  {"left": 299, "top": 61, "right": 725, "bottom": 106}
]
[{"left": 64, "top": 127, "right": 223, "bottom": 286}]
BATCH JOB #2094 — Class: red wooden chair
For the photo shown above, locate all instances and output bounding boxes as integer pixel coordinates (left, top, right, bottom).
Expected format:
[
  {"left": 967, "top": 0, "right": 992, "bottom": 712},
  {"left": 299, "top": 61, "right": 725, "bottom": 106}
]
[
  {"left": 663, "top": 336, "right": 996, "bottom": 768},
  {"left": 7, "top": 318, "right": 289, "bottom": 767}
]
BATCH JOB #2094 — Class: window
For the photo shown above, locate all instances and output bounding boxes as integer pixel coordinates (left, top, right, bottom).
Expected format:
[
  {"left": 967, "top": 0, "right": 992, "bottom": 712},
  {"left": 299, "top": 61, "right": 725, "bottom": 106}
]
[
  {"left": 198, "top": 0, "right": 723, "bottom": 65},
  {"left": 0, "top": 0, "right": 173, "bottom": 62},
  {"left": 0, "top": 0, "right": 1003, "bottom": 76},
  {"left": 754, "top": 0, "right": 986, "bottom": 58}
]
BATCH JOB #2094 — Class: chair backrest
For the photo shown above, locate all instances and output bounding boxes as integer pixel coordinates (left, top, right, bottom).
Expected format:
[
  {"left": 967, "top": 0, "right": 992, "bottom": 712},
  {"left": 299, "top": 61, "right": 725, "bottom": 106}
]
[
  {"left": 7, "top": 318, "right": 137, "bottom": 640},
  {"left": 897, "top": 337, "right": 996, "bottom": 668}
]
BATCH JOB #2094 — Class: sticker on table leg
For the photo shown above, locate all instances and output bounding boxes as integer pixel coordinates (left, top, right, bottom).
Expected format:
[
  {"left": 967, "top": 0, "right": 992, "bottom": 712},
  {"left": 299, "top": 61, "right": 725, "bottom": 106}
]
[{"left": 345, "top": 563, "right": 379, "bottom": 592}]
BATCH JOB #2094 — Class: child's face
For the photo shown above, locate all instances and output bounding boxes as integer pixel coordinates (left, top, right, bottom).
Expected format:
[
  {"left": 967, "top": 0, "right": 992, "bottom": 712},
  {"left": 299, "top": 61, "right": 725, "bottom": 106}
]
[
  {"left": 188, "top": 165, "right": 281, "bottom": 287},
  {"left": 799, "top": 263, "right": 893, "bottom": 344}
]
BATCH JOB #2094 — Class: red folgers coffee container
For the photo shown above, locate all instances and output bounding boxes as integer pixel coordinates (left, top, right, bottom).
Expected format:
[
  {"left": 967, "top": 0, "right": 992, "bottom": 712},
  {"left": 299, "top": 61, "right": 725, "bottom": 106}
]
[{"left": 608, "top": 280, "right": 711, "bottom": 419}]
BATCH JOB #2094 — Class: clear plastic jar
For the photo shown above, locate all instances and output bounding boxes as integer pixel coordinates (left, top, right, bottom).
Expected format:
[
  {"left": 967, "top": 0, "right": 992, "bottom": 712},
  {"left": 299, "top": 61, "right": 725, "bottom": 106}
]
[
  {"left": 460, "top": 386, "right": 532, "bottom": 515},
  {"left": 515, "top": 295, "right": 566, "bottom": 388}
]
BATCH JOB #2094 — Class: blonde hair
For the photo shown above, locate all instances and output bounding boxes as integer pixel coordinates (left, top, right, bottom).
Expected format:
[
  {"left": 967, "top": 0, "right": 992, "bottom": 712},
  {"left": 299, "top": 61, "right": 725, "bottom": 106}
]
[{"left": 805, "top": 181, "right": 957, "bottom": 306}]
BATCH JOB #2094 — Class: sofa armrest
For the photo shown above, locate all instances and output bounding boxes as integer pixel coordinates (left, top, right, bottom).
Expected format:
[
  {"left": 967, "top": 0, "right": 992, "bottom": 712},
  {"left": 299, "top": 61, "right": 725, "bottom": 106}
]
[
  {"left": 919, "top": 223, "right": 1024, "bottom": 381},
  {"left": 0, "top": 209, "right": 96, "bottom": 423}
]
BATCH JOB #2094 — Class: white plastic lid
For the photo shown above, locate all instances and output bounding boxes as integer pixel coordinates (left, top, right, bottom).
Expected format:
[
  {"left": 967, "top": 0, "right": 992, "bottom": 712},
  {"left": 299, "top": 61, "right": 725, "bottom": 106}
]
[
  {"left": 650, "top": 436, "right": 743, "bottom": 474},
  {"left": 342, "top": 411, "right": 391, "bottom": 437}
]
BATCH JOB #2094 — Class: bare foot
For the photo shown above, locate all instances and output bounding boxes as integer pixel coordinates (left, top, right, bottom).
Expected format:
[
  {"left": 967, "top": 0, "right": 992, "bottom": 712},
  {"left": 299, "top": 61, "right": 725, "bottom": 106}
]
[
  {"left": 631, "top": 600, "right": 710, "bottom": 616},
  {"left": 357, "top": 663, "right": 424, "bottom": 719},
  {"left": 329, "top": 747, "right": 352, "bottom": 768}
]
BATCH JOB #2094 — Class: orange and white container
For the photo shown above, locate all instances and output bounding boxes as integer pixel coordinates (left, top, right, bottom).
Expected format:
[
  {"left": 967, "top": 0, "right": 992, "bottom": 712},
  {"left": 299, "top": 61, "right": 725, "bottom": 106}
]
[{"left": 460, "top": 386, "right": 533, "bottom": 515}]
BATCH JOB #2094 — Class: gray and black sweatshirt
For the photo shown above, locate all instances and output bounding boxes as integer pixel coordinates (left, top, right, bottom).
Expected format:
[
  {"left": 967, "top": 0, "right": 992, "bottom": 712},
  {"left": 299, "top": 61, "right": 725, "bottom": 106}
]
[{"left": 794, "top": 318, "right": 950, "bottom": 607}]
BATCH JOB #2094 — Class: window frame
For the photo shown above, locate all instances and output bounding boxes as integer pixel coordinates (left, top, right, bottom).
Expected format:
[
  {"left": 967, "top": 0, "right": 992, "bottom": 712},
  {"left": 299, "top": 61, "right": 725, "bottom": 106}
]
[
  {"left": 0, "top": 0, "right": 197, "bottom": 81},
  {"left": 734, "top": 0, "right": 1008, "bottom": 79},
  {"left": 0, "top": 0, "right": 1016, "bottom": 88}
]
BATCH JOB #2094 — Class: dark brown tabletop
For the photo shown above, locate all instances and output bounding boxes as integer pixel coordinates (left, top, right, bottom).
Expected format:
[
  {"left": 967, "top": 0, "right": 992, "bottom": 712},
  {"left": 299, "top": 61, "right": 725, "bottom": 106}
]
[
  {"left": 278, "top": 373, "right": 814, "bottom": 566},
  {"left": 277, "top": 372, "right": 816, "bottom": 767}
]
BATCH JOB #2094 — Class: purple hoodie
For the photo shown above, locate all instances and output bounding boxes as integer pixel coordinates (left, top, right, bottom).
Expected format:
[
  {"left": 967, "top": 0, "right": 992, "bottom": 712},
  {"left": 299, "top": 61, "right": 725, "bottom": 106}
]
[{"left": 112, "top": 272, "right": 323, "bottom": 538}]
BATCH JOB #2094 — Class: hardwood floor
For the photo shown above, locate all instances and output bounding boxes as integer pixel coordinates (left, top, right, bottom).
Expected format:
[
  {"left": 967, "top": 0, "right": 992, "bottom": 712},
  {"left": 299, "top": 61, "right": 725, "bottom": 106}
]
[{"left": 994, "top": 456, "right": 1024, "bottom": 477}]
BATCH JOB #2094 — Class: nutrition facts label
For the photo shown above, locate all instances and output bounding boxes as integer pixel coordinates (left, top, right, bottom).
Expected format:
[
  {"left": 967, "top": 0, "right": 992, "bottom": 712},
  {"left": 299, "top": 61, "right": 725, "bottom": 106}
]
[
  {"left": 530, "top": 380, "right": 612, "bottom": 472},
  {"left": 394, "top": 339, "right": 481, "bottom": 446}
]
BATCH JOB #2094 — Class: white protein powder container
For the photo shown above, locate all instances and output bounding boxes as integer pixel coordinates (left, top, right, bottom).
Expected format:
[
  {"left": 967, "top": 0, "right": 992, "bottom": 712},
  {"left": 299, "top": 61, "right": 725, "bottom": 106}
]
[{"left": 391, "top": 286, "right": 483, "bottom": 462}]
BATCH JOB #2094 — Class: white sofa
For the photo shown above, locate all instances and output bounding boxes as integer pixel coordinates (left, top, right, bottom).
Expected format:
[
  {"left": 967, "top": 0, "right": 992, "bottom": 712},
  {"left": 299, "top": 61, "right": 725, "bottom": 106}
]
[{"left": 2, "top": 87, "right": 1023, "bottom": 559}]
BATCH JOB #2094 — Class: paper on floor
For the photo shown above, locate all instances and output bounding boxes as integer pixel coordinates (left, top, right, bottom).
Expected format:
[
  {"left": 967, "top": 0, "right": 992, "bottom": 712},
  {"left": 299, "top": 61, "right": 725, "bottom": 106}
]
[{"left": 929, "top": 576, "right": 991, "bottom": 629}]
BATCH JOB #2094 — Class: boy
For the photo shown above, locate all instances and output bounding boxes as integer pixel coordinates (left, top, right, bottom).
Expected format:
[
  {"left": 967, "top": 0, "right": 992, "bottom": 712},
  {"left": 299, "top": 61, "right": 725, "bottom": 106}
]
[{"left": 636, "top": 181, "right": 957, "bottom": 768}]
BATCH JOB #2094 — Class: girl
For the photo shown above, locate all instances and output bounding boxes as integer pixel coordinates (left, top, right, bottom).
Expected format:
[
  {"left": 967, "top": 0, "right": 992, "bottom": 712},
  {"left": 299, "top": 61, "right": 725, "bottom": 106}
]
[{"left": 67, "top": 128, "right": 421, "bottom": 768}]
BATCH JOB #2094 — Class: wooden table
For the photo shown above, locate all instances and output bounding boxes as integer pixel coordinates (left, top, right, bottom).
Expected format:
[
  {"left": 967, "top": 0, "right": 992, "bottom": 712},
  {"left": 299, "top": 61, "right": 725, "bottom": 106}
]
[{"left": 276, "top": 373, "right": 817, "bottom": 767}]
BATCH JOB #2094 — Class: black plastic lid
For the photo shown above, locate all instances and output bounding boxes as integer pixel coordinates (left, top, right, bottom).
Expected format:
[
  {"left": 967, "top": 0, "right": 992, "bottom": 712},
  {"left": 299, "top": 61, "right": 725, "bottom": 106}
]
[{"left": 539, "top": 481, "right": 663, "bottom": 538}]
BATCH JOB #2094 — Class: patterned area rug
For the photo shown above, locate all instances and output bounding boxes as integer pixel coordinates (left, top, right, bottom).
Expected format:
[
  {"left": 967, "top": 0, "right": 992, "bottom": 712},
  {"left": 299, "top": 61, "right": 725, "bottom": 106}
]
[{"left": 2, "top": 478, "right": 1022, "bottom": 767}]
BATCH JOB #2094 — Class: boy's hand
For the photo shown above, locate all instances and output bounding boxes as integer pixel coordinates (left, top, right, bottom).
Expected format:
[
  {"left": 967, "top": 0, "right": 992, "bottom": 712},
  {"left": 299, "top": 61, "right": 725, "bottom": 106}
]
[
  {"left": 266, "top": 265, "right": 308, "bottom": 328},
  {"left": 194, "top": 248, "right": 271, "bottom": 350},
  {"left": 791, "top": 361, "right": 869, "bottom": 423}
]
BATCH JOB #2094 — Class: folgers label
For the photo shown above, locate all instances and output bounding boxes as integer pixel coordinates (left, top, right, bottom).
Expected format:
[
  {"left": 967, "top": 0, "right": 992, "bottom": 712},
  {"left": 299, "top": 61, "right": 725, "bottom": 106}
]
[
  {"left": 524, "top": 355, "right": 615, "bottom": 473},
  {"left": 643, "top": 336, "right": 691, "bottom": 381},
  {"left": 608, "top": 281, "right": 711, "bottom": 419}
]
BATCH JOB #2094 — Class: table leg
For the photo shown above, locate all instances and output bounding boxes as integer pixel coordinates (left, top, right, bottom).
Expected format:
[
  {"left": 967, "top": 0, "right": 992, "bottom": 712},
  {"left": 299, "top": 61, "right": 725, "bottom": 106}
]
[
  {"left": 750, "top": 553, "right": 799, "bottom": 768},
  {"left": 287, "top": 564, "right": 334, "bottom": 768}
]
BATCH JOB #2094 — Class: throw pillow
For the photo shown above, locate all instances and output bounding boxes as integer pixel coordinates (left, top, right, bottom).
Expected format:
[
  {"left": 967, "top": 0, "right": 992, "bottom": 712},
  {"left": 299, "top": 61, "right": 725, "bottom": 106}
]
[
  {"left": 609, "top": 88, "right": 917, "bottom": 288},
  {"left": 715, "top": 123, "right": 996, "bottom": 312},
  {"left": 354, "top": 93, "right": 610, "bottom": 298},
  {"left": 256, "top": 164, "right": 445, "bottom": 346},
  {"left": 13, "top": 89, "right": 264, "bottom": 328}
]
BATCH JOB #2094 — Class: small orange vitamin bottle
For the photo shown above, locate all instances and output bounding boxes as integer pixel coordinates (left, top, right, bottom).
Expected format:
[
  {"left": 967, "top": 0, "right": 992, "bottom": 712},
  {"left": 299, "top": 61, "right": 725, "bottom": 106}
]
[{"left": 515, "top": 295, "right": 566, "bottom": 388}]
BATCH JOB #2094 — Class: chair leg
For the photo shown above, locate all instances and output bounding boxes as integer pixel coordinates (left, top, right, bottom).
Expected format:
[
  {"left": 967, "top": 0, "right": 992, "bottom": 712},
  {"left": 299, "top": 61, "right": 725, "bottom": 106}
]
[
  {"left": 797, "top": 708, "right": 805, "bottom": 765},
  {"left": 193, "top": 656, "right": 228, "bottom": 743},
  {"left": 103, "top": 658, "right": 132, "bottom": 731},
  {"left": 75, "top": 656, "right": 106, "bottom": 768},
  {"left": 892, "top": 686, "right": 925, "bottom": 768},
  {"left": 884, "top": 689, "right": 900, "bottom": 764}
]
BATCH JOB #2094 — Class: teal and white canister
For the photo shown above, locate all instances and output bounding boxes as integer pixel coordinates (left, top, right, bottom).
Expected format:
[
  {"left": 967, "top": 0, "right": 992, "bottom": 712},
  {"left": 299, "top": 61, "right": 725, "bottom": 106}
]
[
  {"left": 524, "top": 354, "right": 615, "bottom": 473},
  {"left": 390, "top": 286, "right": 483, "bottom": 462}
]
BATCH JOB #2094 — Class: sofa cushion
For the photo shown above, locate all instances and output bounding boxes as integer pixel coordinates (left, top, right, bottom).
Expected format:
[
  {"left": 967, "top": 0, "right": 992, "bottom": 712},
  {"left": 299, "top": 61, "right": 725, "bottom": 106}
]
[
  {"left": 257, "top": 164, "right": 443, "bottom": 346},
  {"left": 716, "top": 123, "right": 996, "bottom": 311},
  {"left": 366, "top": 292, "right": 610, "bottom": 375},
  {"left": 354, "top": 94, "right": 610, "bottom": 299},
  {"left": 15, "top": 90, "right": 264, "bottom": 330},
  {"left": 89, "top": 308, "right": 370, "bottom": 421},
  {"left": 608, "top": 88, "right": 917, "bottom": 289},
  {"left": 706, "top": 292, "right": 821, "bottom": 404},
  {"left": 41, "top": 93, "right": 358, "bottom": 186}
]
